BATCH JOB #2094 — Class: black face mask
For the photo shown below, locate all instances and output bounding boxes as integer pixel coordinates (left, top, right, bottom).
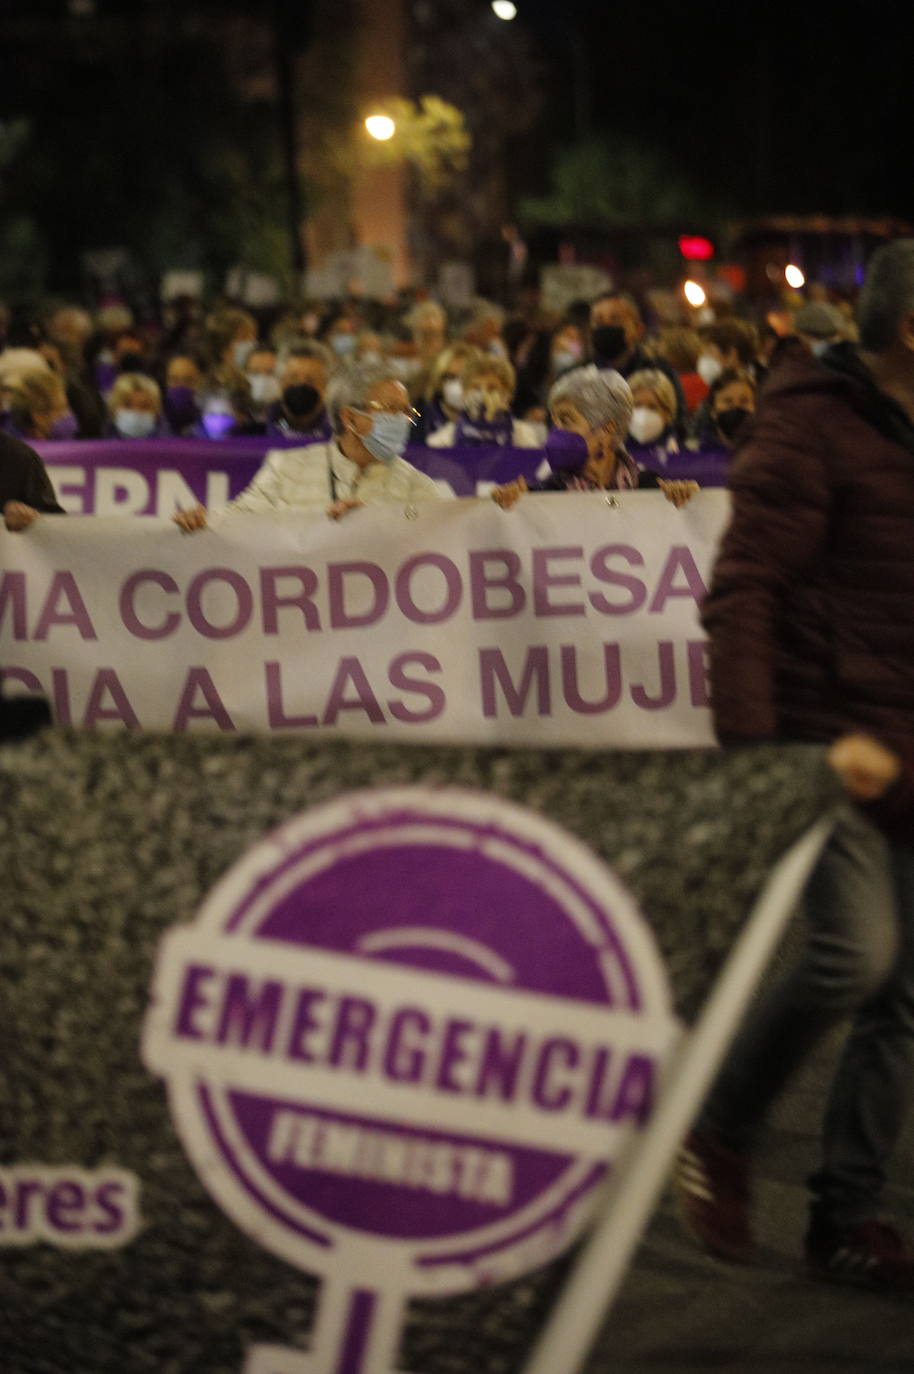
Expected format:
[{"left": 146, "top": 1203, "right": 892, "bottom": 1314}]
[
  {"left": 715, "top": 406, "right": 752, "bottom": 443},
  {"left": 283, "top": 383, "right": 321, "bottom": 419},
  {"left": 591, "top": 324, "right": 628, "bottom": 362},
  {"left": 118, "top": 351, "right": 145, "bottom": 374}
]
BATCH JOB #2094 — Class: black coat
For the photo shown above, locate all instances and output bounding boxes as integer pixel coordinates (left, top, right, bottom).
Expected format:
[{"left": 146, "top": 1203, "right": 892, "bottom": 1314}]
[
  {"left": 0, "top": 430, "right": 60, "bottom": 739},
  {"left": 0, "top": 431, "right": 65, "bottom": 514},
  {"left": 701, "top": 343, "right": 914, "bottom": 838}
]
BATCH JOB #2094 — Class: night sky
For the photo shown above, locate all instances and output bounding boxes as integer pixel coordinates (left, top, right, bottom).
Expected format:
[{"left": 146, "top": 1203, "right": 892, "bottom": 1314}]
[
  {"left": 520, "top": 0, "right": 913, "bottom": 221},
  {"left": 2, "top": 0, "right": 909, "bottom": 220},
  {"left": 0, "top": 0, "right": 911, "bottom": 298}
]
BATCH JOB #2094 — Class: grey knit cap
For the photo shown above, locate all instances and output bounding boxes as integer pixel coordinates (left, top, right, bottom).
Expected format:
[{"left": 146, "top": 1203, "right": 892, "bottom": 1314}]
[{"left": 793, "top": 302, "right": 845, "bottom": 338}]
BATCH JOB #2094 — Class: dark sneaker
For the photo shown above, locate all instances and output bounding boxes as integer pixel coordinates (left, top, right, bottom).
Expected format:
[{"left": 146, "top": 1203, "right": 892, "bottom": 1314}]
[
  {"left": 805, "top": 1214, "right": 914, "bottom": 1291},
  {"left": 673, "top": 1130, "right": 753, "bottom": 1262}
]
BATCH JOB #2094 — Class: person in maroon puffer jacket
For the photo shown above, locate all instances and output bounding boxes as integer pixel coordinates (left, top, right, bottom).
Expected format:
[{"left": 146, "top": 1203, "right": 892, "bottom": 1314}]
[{"left": 675, "top": 238, "right": 914, "bottom": 1290}]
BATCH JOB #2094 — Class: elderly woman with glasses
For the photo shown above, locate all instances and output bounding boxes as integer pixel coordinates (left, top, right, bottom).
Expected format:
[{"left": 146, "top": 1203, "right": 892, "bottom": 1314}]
[{"left": 173, "top": 360, "right": 449, "bottom": 530}]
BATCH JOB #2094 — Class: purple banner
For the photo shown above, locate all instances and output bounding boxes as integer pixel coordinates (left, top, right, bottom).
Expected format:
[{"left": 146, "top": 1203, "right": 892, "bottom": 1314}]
[{"left": 34, "top": 437, "right": 727, "bottom": 517}]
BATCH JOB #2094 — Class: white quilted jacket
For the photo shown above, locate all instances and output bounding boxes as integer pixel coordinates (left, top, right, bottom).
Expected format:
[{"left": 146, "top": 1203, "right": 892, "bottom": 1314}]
[{"left": 215, "top": 441, "right": 448, "bottom": 518}]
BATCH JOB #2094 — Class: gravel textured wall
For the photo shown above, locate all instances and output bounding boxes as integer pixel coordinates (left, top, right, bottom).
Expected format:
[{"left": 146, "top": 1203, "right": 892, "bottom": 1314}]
[{"left": 0, "top": 731, "right": 839, "bottom": 1374}]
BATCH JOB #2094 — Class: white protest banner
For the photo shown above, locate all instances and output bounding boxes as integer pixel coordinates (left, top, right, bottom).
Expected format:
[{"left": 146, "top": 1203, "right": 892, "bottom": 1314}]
[{"left": 0, "top": 490, "right": 729, "bottom": 745}]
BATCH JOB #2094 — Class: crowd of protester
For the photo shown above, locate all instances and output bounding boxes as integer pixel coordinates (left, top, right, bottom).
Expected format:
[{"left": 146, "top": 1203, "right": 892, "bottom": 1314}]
[
  {"left": 6, "top": 241, "right": 914, "bottom": 1309},
  {"left": 0, "top": 283, "right": 858, "bottom": 465}
]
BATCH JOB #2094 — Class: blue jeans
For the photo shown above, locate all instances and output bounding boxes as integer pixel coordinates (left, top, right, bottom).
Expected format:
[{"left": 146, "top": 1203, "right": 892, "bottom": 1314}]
[{"left": 701, "top": 802, "right": 914, "bottom": 1223}]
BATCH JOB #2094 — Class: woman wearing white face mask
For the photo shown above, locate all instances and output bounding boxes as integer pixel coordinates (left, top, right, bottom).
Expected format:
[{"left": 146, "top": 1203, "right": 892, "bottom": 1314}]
[
  {"left": 247, "top": 371, "right": 282, "bottom": 411},
  {"left": 107, "top": 373, "right": 164, "bottom": 439},
  {"left": 324, "top": 316, "right": 359, "bottom": 360},
  {"left": 243, "top": 345, "right": 281, "bottom": 421},
  {"left": 413, "top": 343, "right": 480, "bottom": 442},
  {"left": 625, "top": 368, "right": 680, "bottom": 469},
  {"left": 427, "top": 355, "right": 542, "bottom": 450},
  {"left": 549, "top": 326, "right": 585, "bottom": 381},
  {"left": 173, "top": 360, "right": 450, "bottom": 531}
]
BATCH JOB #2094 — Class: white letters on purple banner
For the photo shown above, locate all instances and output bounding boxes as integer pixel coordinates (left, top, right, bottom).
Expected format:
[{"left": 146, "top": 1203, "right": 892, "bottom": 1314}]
[
  {"left": 0, "top": 491, "right": 728, "bottom": 747},
  {"left": 37, "top": 439, "right": 725, "bottom": 515}
]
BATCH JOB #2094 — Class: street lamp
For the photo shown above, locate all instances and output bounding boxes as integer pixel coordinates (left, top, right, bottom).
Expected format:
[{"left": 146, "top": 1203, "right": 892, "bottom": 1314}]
[
  {"left": 491, "top": 1, "right": 518, "bottom": 18},
  {"left": 785, "top": 264, "right": 805, "bottom": 289},
  {"left": 365, "top": 114, "right": 396, "bottom": 141}
]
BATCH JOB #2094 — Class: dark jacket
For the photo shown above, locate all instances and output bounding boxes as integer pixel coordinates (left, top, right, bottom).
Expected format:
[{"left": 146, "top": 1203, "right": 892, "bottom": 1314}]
[
  {"left": 0, "top": 431, "right": 65, "bottom": 514},
  {"left": 0, "top": 431, "right": 60, "bottom": 738},
  {"left": 701, "top": 343, "right": 914, "bottom": 836}
]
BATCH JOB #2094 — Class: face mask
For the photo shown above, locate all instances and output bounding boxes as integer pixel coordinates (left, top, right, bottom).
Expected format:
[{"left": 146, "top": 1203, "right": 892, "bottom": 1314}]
[
  {"left": 48, "top": 410, "right": 79, "bottom": 440},
  {"left": 391, "top": 356, "right": 422, "bottom": 382},
  {"left": 201, "top": 407, "right": 235, "bottom": 439},
  {"left": 118, "top": 351, "right": 145, "bottom": 374},
  {"left": 359, "top": 411, "right": 412, "bottom": 464},
  {"left": 249, "top": 374, "right": 282, "bottom": 406},
  {"left": 591, "top": 325, "right": 628, "bottom": 362},
  {"left": 331, "top": 333, "right": 357, "bottom": 357},
  {"left": 442, "top": 378, "right": 464, "bottom": 410},
  {"left": 233, "top": 339, "right": 255, "bottom": 369},
  {"left": 556, "top": 333, "right": 582, "bottom": 358},
  {"left": 164, "top": 385, "right": 200, "bottom": 429},
  {"left": 629, "top": 406, "right": 665, "bottom": 445},
  {"left": 715, "top": 406, "right": 752, "bottom": 443},
  {"left": 487, "top": 339, "right": 508, "bottom": 359},
  {"left": 811, "top": 338, "right": 833, "bottom": 358},
  {"left": 697, "top": 354, "right": 723, "bottom": 386},
  {"left": 115, "top": 408, "right": 157, "bottom": 439},
  {"left": 283, "top": 383, "right": 321, "bottom": 418},
  {"left": 545, "top": 426, "right": 589, "bottom": 471},
  {"left": 552, "top": 348, "right": 580, "bottom": 374},
  {"left": 360, "top": 350, "right": 383, "bottom": 366}
]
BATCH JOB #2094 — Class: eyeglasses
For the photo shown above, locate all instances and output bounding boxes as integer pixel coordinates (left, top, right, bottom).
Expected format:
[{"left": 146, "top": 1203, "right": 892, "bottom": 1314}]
[{"left": 355, "top": 401, "right": 420, "bottom": 424}]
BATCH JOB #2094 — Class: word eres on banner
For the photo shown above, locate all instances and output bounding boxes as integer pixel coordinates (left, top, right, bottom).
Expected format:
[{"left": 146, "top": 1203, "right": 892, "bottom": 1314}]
[{"left": 0, "top": 491, "right": 729, "bottom": 746}]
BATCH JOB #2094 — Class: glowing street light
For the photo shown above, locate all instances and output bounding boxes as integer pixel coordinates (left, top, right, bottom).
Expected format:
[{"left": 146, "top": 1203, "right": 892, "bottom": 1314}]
[
  {"left": 785, "top": 264, "right": 805, "bottom": 289},
  {"left": 492, "top": 0, "right": 518, "bottom": 19},
  {"left": 683, "top": 279, "right": 707, "bottom": 308},
  {"left": 365, "top": 114, "right": 396, "bottom": 141}
]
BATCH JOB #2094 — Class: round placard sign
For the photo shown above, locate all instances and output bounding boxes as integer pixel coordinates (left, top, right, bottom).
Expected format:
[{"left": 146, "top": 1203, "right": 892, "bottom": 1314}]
[{"left": 143, "top": 786, "right": 679, "bottom": 1374}]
